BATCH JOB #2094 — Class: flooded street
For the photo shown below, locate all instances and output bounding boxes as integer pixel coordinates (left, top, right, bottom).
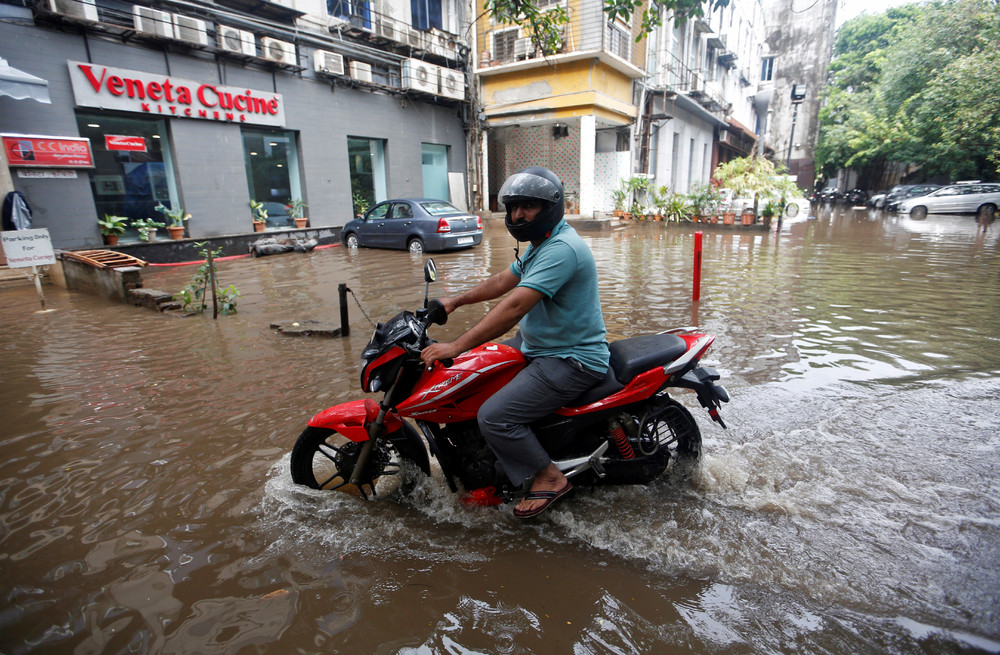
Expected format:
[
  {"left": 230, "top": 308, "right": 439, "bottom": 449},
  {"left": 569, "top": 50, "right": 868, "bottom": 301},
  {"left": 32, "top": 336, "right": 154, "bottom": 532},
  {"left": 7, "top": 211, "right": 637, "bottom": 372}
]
[{"left": 1, "top": 207, "right": 999, "bottom": 654}]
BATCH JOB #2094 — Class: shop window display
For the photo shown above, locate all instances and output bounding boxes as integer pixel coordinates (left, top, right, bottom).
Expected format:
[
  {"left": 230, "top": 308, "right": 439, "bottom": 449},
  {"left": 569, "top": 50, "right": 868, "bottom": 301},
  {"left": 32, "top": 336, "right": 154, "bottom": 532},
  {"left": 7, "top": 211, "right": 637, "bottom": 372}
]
[
  {"left": 242, "top": 128, "right": 302, "bottom": 229},
  {"left": 76, "top": 114, "right": 177, "bottom": 242}
]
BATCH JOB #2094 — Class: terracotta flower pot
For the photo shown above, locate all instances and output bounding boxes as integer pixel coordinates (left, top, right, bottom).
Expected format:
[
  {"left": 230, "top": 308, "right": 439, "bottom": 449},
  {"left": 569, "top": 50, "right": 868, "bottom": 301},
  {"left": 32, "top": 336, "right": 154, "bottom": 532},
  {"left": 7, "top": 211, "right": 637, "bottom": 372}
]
[
  {"left": 723, "top": 213, "right": 736, "bottom": 225},
  {"left": 167, "top": 225, "right": 185, "bottom": 240},
  {"left": 102, "top": 234, "right": 119, "bottom": 246},
  {"left": 741, "top": 213, "right": 754, "bottom": 225},
  {"left": 294, "top": 218, "right": 308, "bottom": 229},
  {"left": 253, "top": 221, "right": 266, "bottom": 232}
]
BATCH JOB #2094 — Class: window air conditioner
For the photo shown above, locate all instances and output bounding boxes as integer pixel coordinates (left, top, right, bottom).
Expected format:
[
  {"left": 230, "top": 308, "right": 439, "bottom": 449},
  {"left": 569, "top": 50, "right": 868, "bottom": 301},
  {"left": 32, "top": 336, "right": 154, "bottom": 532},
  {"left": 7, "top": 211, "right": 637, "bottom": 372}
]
[
  {"left": 437, "top": 69, "right": 465, "bottom": 100},
  {"left": 48, "top": 0, "right": 99, "bottom": 21},
  {"left": 377, "top": 17, "right": 397, "bottom": 42},
  {"left": 401, "top": 58, "right": 439, "bottom": 93},
  {"left": 513, "top": 37, "right": 531, "bottom": 60},
  {"left": 407, "top": 29, "right": 425, "bottom": 50},
  {"left": 349, "top": 61, "right": 373, "bottom": 83},
  {"left": 689, "top": 71, "right": 702, "bottom": 92},
  {"left": 313, "top": 49, "right": 345, "bottom": 75},
  {"left": 217, "top": 25, "right": 257, "bottom": 56},
  {"left": 133, "top": 5, "right": 174, "bottom": 38},
  {"left": 173, "top": 15, "right": 209, "bottom": 46},
  {"left": 261, "top": 37, "right": 296, "bottom": 65}
]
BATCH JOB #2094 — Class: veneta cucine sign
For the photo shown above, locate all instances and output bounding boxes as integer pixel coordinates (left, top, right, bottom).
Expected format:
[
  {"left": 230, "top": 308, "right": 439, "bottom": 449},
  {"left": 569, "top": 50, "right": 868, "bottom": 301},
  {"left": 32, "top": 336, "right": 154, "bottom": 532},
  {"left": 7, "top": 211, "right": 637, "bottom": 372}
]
[{"left": 67, "top": 61, "right": 286, "bottom": 127}]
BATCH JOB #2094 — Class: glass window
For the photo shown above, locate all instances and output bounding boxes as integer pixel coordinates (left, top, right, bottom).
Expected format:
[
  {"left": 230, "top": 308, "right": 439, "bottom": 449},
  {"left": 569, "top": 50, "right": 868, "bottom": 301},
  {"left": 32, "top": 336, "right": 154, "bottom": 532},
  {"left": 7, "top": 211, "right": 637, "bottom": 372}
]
[
  {"left": 420, "top": 201, "right": 461, "bottom": 215},
  {"left": 348, "top": 137, "right": 387, "bottom": 214},
  {"left": 761, "top": 56, "right": 774, "bottom": 82},
  {"left": 243, "top": 128, "right": 301, "bottom": 229},
  {"left": 411, "top": 0, "right": 442, "bottom": 31},
  {"left": 329, "top": 0, "right": 371, "bottom": 29},
  {"left": 76, "top": 114, "right": 177, "bottom": 242},
  {"left": 390, "top": 202, "right": 413, "bottom": 218}
]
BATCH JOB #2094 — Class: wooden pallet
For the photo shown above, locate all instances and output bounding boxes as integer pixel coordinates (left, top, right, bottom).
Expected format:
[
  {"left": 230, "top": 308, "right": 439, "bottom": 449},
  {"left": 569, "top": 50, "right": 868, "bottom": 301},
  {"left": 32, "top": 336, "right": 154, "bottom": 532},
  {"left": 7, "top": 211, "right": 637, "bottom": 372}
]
[{"left": 62, "top": 250, "right": 148, "bottom": 269}]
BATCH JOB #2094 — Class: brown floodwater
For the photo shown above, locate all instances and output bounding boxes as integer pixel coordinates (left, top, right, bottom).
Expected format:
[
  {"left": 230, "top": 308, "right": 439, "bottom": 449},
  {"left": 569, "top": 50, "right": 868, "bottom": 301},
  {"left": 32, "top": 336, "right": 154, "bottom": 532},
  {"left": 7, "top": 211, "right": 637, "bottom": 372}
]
[{"left": 1, "top": 207, "right": 999, "bottom": 654}]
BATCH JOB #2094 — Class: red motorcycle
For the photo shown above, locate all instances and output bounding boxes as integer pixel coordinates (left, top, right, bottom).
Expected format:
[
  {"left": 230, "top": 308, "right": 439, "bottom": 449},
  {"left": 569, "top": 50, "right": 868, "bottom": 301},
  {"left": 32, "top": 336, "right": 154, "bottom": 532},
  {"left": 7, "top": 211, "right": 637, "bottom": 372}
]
[{"left": 290, "top": 260, "right": 729, "bottom": 505}]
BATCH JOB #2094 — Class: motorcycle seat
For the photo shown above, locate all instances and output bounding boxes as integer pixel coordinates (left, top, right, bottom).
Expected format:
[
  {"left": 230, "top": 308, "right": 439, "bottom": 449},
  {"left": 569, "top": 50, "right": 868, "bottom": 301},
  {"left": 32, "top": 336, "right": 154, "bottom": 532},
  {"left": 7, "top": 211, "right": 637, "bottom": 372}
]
[
  {"left": 611, "top": 333, "right": 689, "bottom": 382},
  {"left": 570, "top": 333, "right": 689, "bottom": 407}
]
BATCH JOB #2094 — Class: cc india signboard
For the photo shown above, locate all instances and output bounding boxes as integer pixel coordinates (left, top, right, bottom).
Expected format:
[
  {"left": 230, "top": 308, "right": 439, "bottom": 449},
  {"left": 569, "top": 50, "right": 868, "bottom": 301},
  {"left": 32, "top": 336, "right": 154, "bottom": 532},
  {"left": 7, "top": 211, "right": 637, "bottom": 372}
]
[{"left": 67, "top": 61, "right": 286, "bottom": 127}]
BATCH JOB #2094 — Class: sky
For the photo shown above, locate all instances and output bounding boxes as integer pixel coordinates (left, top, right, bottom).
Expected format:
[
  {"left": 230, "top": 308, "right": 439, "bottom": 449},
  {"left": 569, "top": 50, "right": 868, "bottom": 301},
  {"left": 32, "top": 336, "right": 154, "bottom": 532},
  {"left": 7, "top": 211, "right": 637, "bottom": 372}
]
[{"left": 836, "top": 0, "right": 922, "bottom": 25}]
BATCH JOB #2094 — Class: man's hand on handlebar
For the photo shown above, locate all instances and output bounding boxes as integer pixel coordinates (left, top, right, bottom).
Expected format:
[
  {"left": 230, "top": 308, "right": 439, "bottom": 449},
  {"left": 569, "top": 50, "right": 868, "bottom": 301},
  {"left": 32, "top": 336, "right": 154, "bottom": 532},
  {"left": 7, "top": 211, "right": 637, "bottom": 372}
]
[{"left": 420, "top": 342, "right": 461, "bottom": 370}]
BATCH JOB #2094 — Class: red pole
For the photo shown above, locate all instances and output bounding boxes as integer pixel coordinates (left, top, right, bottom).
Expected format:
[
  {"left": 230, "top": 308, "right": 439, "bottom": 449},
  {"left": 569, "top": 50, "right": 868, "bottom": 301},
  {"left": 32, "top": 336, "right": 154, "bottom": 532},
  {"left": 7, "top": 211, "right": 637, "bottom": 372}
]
[{"left": 693, "top": 231, "right": 703, "bottom": 301}]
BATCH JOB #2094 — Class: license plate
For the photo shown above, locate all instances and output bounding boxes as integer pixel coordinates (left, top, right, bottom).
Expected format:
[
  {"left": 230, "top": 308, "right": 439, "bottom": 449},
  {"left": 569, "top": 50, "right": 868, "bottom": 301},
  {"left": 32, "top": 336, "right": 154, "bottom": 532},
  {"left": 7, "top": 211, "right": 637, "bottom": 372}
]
[{"left": 457, "top": 237, "right": 473, "bottom": 245}]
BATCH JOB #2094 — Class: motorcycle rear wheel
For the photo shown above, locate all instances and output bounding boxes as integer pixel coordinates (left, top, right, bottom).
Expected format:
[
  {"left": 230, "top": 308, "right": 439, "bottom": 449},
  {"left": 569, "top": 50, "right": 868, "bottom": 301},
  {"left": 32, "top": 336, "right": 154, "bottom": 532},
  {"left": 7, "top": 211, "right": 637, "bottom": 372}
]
[
  {"left": 290, "top": 427, "right": 402, "bottom": 498},
  {"left": 601, "top": 395, "right": 702, "bottom": 485}
]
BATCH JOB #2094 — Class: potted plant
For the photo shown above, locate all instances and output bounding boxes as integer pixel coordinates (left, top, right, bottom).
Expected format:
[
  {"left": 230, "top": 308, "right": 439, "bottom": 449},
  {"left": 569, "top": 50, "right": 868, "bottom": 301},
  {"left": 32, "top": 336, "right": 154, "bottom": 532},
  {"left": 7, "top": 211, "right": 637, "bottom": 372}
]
[
  {"left": 352, "top": 190, "right": 369, "bottom": 218},
  {"left": 663, "top": 194, "right": 692, "bottom": 222},
  {"left": 762, "top": 201, "right": 776, "bottom": 228},
  {"left": 250, "top": 200, "right": 268, "bottom": 232},
  {"left": 155, "top": 203, "right": 190, "bottom": 240},
  {"left": 98, "top": 214, "right": 128, "bottom": 245},
  {"left": 611, "top": 188, "right": 626, "bottom": 217},
  {"left": 289, "top": 198, "right": 308, "bottom": 229},
  {"left": 132, "top": 217, "right": 165, "bottom": 242}
]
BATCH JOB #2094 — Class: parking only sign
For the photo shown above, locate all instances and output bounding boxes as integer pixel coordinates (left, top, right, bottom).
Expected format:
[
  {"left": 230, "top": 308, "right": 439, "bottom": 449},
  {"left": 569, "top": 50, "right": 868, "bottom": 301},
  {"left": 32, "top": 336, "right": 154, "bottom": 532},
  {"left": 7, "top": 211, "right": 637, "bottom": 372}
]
[{"left": 1, "top": 229, "right": 56, "bottom": 268}]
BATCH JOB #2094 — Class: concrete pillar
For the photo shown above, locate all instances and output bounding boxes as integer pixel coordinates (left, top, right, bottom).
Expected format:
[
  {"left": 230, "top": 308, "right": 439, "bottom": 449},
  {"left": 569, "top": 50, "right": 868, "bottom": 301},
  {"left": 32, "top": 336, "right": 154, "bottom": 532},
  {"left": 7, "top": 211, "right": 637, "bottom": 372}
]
[
  {"left": 480, "top": 130, "right": 490, "bottom": 213},
  {"left": 579, "top": 115, "right": 596, "bottom": 217}
]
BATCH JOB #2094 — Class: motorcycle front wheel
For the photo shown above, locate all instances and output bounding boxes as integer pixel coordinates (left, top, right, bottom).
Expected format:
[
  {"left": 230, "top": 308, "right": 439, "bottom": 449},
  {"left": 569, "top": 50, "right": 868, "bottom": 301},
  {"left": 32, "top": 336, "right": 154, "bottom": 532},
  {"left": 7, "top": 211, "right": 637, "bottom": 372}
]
[{"left": 290, "top": 427, "right": 404, "bottom": 498}]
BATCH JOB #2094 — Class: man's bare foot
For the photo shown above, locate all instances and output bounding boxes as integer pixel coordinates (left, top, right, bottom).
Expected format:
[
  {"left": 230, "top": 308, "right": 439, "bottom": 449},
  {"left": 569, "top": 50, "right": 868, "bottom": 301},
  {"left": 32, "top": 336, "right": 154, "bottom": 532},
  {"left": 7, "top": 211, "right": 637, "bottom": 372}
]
[{"left": 514, "top": 463, "right": 571, "bottom": 517}]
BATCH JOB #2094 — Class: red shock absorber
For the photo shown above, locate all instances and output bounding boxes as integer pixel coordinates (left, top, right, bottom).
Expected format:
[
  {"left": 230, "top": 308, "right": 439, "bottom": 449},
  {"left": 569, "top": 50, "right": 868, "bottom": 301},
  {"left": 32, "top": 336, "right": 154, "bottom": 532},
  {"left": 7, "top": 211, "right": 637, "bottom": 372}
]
[{"left": 609, "top": 419, "right": 635, "bottom": 459}]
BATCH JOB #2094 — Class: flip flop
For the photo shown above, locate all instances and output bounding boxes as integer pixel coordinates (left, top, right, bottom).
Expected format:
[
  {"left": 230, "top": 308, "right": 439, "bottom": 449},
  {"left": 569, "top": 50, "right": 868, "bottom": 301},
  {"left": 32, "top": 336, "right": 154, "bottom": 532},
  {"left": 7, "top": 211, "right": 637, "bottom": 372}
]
[{"left": 513, "top": 481, "right": 573, "bottom": 519}]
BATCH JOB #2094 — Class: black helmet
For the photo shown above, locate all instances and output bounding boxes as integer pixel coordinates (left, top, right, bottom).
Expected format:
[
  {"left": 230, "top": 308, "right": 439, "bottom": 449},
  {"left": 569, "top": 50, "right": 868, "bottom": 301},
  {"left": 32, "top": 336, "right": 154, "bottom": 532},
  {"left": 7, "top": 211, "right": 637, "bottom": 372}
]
[{"left": 499, "top": 167, "right": 564, "bottom": 242}]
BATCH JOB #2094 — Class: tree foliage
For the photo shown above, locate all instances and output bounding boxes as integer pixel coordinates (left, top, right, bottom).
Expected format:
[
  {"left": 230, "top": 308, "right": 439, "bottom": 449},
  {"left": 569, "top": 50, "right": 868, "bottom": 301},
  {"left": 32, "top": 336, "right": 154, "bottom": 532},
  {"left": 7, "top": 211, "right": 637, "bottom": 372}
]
[
  {"left": 485, "top": 0, "right": 729, "bottom": 53},
  {"left": 816, "top": 0, "right": 1000, "bottom": 184}
]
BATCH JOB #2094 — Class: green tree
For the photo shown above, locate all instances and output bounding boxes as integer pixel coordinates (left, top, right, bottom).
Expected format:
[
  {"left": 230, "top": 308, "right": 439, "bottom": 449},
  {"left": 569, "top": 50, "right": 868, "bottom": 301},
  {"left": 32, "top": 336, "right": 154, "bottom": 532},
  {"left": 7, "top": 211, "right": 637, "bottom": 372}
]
[
  {"left": 816, "top": 0, "right": 1000, "bottom": 184},
  {"left": 485, "top": 0, "right": 729, "bottom": 53}
]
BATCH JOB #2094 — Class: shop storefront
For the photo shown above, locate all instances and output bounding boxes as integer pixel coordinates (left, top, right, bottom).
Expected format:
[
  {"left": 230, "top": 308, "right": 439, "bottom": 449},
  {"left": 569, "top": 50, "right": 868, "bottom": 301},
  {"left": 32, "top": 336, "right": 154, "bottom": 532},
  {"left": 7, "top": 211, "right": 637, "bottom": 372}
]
[{"left": 0, "top": 12, "right": 468, "bottom": 253}]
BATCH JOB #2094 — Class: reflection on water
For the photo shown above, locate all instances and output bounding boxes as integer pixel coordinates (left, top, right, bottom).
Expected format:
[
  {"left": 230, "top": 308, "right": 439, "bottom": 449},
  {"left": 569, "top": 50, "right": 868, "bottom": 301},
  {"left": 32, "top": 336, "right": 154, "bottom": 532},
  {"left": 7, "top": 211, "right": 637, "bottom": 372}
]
[{"left": 0, "top": 209, "right": 998, "bottom": 654}]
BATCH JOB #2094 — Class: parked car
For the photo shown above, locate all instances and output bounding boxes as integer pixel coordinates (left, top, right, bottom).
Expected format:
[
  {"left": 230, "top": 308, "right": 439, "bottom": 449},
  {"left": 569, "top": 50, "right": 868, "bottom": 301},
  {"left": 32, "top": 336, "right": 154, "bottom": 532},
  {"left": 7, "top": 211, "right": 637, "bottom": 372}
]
[
  {"left": 885, "top": 184, "right": 941, "bottom": 212},
  {"left": 868, "top": 191, "right": 887, "bottom": 209},
  {"left": 341, "top": 198, "right": 482, "bottom": 254},
  {"left": 897, "top": 183, "right": 1000, "bottom": 219}
]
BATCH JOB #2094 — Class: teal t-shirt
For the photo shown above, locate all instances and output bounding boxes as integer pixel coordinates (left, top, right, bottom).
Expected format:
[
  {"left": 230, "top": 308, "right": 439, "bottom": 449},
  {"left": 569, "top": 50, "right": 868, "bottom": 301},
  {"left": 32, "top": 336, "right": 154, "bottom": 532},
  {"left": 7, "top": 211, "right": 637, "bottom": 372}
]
[{"left": 509, "top": 220, "right": 610, "bottom": 374}]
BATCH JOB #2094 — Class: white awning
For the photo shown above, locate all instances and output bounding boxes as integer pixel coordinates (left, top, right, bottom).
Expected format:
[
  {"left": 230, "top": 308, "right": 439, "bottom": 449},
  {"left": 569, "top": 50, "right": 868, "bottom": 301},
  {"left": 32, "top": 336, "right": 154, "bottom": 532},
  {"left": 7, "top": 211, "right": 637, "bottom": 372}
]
[{"left": 0, "top": 57, "right": 51, "bottom": 104}]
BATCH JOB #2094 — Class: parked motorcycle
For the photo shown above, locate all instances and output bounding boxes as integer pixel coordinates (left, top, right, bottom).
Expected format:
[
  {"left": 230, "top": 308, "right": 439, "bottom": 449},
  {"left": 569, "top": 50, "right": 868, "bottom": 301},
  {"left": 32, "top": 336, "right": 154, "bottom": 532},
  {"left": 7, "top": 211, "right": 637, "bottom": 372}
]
[{"left": 289, "top": 260, "right": 730, "bottom": 506}]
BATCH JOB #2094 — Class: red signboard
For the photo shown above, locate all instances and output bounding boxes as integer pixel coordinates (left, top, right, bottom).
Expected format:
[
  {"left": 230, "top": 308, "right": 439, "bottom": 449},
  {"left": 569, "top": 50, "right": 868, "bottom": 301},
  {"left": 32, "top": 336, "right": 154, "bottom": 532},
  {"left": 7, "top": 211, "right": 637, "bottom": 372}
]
[
  {"left": 105, "top": 135, "right": 147, "bottom": 152},
  {"left": 2, "top": 134, "right": 95, "bottom": 168}
]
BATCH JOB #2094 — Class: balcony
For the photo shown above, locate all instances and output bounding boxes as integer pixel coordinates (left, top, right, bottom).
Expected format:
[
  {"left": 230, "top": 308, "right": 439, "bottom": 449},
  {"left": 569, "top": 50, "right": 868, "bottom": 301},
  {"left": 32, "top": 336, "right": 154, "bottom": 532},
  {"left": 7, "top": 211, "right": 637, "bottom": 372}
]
[{"left": 477, "top": 12, "right": 645, "bottom": 78}]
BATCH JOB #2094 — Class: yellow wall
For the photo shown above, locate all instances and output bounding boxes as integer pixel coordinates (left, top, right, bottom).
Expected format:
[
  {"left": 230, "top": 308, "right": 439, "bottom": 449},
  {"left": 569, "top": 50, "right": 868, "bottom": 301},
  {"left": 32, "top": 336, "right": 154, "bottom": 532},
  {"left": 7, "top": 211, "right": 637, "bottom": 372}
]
[{"left": 480, "top": 60, "right": 637, "bottom": 125}]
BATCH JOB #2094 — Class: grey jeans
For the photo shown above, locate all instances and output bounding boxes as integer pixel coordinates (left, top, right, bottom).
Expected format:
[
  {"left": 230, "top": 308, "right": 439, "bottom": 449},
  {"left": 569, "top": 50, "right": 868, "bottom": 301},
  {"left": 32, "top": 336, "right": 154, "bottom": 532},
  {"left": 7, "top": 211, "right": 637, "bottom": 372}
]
[{"left": 478, "top": 355, "right": 604, "bottom": 487}]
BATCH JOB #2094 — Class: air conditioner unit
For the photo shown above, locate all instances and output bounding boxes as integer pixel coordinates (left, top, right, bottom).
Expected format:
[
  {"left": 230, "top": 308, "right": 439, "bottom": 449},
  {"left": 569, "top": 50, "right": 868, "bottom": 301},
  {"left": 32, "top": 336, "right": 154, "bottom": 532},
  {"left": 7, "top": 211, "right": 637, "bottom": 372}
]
[
  {"left": 437, "top": 69, "right": 465, "bottom": 100},
  {"left": 377, "top": 17, "right": 398, "bottom": 41},
  {"left": 261, "top": 37, "right": 296, "bottom": 65},
  {"left": 407, "top": 29, "right": 425, "bottom": 50},
  {"left": 349, "top": 61, "right": 373, "bottom": 83},
  {"left": 49, "top": 0, "right": 98, "bottom": 21},
  {"left": 313, "top": 49, "right": 345, "bottom": 75},
  {"left": 689, "top": 72, "right": 702, "bottom": 92},
  {"left": 133, "top": 5, "right": 173, "bottom": 38},
  {"left": 401, "top": 58, "right": 439, "bottom": 93},
  {"left": 217, "top": 25, "right": 256, "bottom": 56},
  {"left": 513, "top": 37, "right": 531, "bottom": 60},
  {"left": 173, "top": 15, "right": 209, "bottom": 46}
]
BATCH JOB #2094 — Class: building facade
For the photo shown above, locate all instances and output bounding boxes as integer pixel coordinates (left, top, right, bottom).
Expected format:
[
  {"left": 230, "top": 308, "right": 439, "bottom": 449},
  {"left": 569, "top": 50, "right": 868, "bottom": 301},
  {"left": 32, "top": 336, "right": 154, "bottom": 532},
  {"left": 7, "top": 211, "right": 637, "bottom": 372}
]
[
  {"left": 759, "top": 0, "right": 838, "bottom": 192},
  {"left": 0, "top": 0, "right": 470, "bottom": 250},
  {"left": 472, "top": 0, "right": 769, "bottom": 216}
]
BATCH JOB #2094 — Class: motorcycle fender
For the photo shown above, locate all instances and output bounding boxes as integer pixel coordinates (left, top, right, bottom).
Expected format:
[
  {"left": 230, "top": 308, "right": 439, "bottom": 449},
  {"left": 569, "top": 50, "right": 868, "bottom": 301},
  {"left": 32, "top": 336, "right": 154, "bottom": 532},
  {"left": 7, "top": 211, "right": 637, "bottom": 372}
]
[
  {"left": 307, "top": 400, "right": 430, "bottom": 475},
  {"left": 307, "top": 399, "right": 403, "bottom": 442}
]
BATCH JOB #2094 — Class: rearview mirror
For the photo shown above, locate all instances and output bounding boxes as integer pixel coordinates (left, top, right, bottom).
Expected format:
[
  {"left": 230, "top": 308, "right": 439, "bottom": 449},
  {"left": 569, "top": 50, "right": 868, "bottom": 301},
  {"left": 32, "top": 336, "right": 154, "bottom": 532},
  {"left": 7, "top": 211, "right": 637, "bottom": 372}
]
[{"left": 423, "top": 259, "right": 437, "bottom": 308}]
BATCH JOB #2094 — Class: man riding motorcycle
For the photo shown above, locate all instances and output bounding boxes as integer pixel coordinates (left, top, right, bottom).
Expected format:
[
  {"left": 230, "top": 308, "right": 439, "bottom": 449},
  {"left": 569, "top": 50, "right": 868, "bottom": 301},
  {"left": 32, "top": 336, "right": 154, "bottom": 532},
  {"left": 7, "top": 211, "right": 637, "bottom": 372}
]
[{"left": 420, "top": 166, "right": 610, "bottom": 518}]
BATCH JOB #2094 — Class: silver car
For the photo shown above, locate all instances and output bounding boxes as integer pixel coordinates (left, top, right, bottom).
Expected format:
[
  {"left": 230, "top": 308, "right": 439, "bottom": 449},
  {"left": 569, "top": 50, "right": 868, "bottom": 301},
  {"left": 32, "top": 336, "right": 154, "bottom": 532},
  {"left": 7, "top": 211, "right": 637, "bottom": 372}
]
[
  {"left": 898, "top": 183, "right": 1000, "bottom": 219},
  {"left": 341, "top": 199, "right": 483, "bottom": 254}
]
